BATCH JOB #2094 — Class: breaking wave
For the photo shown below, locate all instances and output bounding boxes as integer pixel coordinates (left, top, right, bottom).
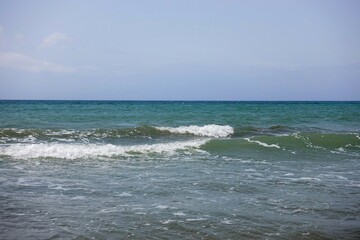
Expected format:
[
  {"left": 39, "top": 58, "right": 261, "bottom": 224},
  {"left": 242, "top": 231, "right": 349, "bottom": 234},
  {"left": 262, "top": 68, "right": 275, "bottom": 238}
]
[
  {"left": 0, "top": 139, "right": 208, "bottom": 160},
  {"left": 155, "top": 124, "right": 234, "bottom": 138},
  {"left": 0, "top": 124, "right": 234, "bottom": 159},
  {"left": 1, "top": 124, "right": 359, "bottom": 160},
  {"left": 0, "top": 124, "right": 234, "bottom": 143}
]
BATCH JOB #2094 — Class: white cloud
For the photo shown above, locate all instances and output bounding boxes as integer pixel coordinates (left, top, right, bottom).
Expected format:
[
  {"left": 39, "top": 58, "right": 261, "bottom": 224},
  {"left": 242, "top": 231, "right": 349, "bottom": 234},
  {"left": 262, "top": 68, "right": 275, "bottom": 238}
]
[
  {"left": 0, "top": 52, "right": 75, "bottom": 73},
  {"left": 41, "top": 32, "right": 71, "bottom": 48}
]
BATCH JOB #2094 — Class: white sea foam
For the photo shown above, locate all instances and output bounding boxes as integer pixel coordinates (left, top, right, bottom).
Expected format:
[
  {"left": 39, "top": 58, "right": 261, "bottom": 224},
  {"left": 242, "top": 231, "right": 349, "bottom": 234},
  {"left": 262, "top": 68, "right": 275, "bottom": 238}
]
[
  {"left": 293, "top": 177, "right": 322, "bottom": 182},
  {"left": 155, "top": 205, "right": 170, "bottom": 209},
  {"left": 0, "top": 139, "right": 208, "bottom": 160},
  {"left": 45, "top": 129, "right": 76, "bottom": 136},
  {"left": 244, "top": 138, "right": 280, "bottom": 149},
  {"left": 72, "top": 196, "right": 86, "bottom": 200},
  {"left": 118, "top": 192, "right": 133, "bottom": 197},
  {"left": 186, "top": 218, "right": 207, "bottom": 222},
  {"left": 354, "top": 133, "right": 360, "bottom": 140},
  {"left": 173, "top": 212, "right": 186, "bottom": 216},
  {"left": 161, "top": 219, "right": 176, "bottom": 224},
  {"left": 156, "top": 124, "right": 234, "bottom": 138},
  {"left": 220, "top": 219, "right": 233, "bottom": 225}
]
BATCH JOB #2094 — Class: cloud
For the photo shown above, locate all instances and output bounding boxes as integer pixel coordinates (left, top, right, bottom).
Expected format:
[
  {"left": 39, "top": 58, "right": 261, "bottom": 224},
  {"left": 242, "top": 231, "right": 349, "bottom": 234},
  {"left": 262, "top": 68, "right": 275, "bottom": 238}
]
[
  {"left": 41, "top": 32, "right": 71, "bottom": 48},
  {"left": 0, "top": 52, "right": 75, "bottom": 73}
]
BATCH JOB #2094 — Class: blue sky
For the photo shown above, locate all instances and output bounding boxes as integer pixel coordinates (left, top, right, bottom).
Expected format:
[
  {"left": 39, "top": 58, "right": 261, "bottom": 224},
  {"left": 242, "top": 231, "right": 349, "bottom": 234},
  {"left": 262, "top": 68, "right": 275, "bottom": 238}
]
[{"left": 0, "top": 0, "right": 359, "bottom": 100}]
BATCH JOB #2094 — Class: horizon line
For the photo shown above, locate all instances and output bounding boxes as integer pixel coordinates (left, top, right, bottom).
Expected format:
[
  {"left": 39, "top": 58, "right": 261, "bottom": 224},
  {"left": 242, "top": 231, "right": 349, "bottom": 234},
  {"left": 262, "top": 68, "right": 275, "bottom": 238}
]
[{"left": 1, "top": 99, "right": 359, "bottom": 102}]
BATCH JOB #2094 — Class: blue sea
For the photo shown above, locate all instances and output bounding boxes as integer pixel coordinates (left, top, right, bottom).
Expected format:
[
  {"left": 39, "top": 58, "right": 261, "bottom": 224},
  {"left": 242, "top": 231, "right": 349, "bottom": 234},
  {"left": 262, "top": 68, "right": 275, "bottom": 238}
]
[{"left": 0, "top": 100, "right": 359, "bottom": 239}]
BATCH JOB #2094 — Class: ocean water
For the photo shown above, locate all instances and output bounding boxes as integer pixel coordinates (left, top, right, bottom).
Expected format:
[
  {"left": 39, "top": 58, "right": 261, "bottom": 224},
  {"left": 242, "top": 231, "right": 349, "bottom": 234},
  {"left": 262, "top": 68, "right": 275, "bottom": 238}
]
[{"left": 0, "top": 100, "right": 359, "bottom": 239}]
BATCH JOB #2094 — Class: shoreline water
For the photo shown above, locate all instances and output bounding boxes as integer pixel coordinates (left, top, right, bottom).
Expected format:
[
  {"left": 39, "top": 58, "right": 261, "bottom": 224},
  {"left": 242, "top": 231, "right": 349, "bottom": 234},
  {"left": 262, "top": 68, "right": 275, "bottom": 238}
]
[{"left": 1, "top": 101, "right": 359, "bottom": 239}]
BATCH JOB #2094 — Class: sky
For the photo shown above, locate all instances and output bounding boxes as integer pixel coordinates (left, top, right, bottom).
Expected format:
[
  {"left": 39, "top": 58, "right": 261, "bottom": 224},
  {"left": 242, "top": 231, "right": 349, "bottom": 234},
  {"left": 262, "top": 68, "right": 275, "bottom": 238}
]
[{"left": 0, "top": 0, "right": 359, "bottom": 100}]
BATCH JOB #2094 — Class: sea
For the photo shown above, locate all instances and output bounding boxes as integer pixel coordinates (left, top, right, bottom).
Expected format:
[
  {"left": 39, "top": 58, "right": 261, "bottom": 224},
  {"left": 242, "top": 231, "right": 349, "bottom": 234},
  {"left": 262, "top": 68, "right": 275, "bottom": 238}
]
[{"left": 0, "top": 100, "right": 359, "bottom": 239}]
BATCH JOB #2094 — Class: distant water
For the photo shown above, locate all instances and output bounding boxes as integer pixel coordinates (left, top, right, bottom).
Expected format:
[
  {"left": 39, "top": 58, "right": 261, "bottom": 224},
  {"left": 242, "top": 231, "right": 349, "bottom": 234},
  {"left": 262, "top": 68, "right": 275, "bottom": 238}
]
[{"left": 0, "top": 100, "right": 359, "bottom": 239}]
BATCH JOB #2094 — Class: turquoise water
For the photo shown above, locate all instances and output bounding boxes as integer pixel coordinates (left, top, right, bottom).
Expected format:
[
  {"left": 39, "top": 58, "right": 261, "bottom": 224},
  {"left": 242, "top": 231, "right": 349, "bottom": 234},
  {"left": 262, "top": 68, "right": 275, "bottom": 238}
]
[{"left": 0, "top": 101, "right": 359, "bottom": 239}]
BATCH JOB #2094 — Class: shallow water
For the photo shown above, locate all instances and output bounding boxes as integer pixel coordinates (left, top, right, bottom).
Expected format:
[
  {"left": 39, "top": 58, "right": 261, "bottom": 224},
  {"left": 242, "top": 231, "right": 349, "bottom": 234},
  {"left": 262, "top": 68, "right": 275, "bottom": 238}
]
[{"left": 0, "top": 101, "right": 359, "bottom": 239}]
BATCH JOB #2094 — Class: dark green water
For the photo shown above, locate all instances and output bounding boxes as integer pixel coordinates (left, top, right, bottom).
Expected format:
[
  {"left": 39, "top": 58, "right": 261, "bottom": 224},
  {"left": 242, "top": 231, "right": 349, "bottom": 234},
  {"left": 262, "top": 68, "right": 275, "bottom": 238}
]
[{"left": 0, "top": 101, "right": 359, "bottom": 239}]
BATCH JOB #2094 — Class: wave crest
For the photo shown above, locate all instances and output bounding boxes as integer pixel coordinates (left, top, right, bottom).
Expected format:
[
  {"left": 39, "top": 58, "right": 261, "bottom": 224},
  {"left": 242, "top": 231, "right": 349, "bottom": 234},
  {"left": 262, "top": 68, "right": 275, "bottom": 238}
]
[
  {"left": 0, "top": 124, "right": 233, "bottom": 144},
  {"left": 156, "top": 124, "right": 234, "bottom": 138}
]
